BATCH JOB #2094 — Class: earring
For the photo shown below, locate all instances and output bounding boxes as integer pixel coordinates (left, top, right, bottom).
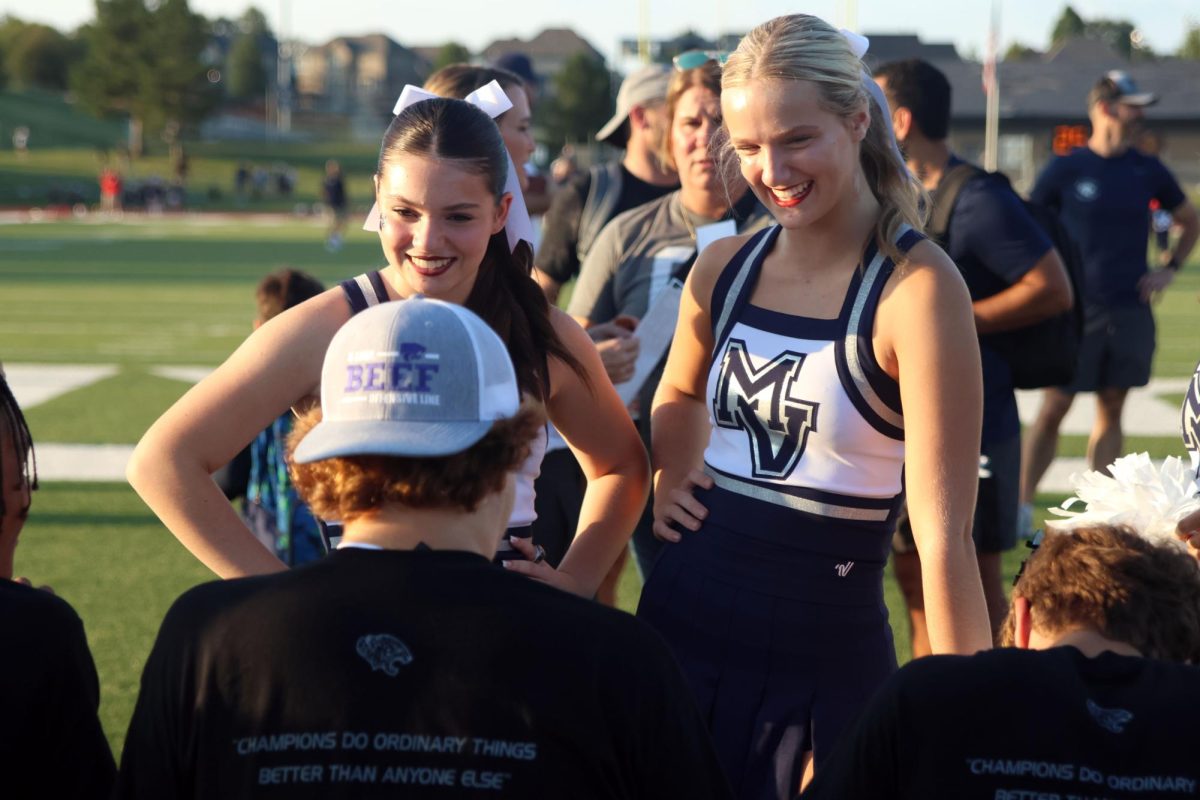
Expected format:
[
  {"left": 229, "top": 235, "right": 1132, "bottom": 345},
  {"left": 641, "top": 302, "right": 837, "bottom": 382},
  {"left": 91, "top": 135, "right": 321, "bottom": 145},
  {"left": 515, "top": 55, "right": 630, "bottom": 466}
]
[{"left": 378, "top": 214, "right": 384, "bottom": 231}]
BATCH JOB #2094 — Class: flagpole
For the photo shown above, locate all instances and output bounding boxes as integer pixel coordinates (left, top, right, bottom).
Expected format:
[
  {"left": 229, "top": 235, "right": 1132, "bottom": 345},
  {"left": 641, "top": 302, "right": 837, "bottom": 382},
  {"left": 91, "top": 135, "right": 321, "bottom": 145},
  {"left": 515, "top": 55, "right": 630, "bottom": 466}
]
[{"left": 983, "top": 0, "right": 1001, "bottom": 171}]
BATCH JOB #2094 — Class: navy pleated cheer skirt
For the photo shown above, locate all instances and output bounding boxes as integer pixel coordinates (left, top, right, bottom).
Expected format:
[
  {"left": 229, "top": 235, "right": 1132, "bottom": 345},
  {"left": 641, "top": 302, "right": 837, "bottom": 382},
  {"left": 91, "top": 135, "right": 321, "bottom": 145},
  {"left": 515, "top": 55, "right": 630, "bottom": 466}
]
[{"left": 637, "top": 484, "right": 897, "bottom": 800}]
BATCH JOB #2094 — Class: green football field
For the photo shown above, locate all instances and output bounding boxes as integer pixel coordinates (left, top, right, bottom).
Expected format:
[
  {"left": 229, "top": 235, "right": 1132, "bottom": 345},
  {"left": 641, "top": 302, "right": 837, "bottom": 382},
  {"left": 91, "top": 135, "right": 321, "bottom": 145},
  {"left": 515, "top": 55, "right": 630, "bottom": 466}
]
[{"left": 4, "top": 218, "right": 1198, "bottom": 757}]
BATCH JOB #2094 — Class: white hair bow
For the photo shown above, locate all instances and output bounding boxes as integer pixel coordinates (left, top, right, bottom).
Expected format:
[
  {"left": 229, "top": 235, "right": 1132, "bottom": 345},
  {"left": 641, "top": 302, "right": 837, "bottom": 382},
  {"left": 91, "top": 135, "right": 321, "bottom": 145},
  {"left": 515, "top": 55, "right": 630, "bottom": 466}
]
[
  {"left": 362, "top": 80, "right": 535, "bottom": 253},
  {"left": 840, "top": 30, "right": 906, "bottom": 167}
]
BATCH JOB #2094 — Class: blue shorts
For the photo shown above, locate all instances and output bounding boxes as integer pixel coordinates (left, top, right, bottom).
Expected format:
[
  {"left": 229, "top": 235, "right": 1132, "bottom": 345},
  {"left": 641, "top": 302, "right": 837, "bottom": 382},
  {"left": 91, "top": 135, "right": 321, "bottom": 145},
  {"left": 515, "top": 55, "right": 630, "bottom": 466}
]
[
  {"left": 1066, "top": 304, "right": 1155, "bottom": 392},
  {"left": 637, "top": 485, "right": 896, "bottom": 800}
]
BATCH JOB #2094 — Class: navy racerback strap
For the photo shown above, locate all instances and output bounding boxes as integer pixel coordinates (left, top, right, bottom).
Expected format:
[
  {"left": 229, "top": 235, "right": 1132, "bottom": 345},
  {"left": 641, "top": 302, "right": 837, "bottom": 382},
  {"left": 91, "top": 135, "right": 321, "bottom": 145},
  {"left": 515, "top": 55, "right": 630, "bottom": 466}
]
[
  {"left": 339, "top": 271, "right": 389, "bottom": 315},
  {"left": 711, "top": 225, "right": 781, "bottom": 358}
]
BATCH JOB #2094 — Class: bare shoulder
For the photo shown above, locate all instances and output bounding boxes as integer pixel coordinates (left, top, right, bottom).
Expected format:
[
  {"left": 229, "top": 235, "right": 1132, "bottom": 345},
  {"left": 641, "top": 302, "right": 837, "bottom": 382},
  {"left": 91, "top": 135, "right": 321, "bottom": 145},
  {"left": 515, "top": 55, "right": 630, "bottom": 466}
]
[
  {"left": 548, "top": 305, "right": 591, "bottom": 348},
  {"left": 547, "top": 307, "right": 600, "bottom": 379},
  {"left": 688, "top": 232, "right": 757, "bottom": 314},
  {"left": 881, "top": 238, "right": 968, "bottom": 306},
  {"left": 257, "top": 286, "right": 353, "bottom": 349},
  {"left": 231, "top": 286, "right": 353, "bottom": 401}
]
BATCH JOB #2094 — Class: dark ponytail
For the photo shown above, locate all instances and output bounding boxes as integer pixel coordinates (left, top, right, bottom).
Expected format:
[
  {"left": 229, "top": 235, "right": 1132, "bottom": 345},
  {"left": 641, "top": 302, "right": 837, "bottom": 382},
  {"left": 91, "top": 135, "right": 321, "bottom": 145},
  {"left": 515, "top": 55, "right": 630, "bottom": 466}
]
[{"left": 379, "top": 98, "right": 588, "bottom": 401}]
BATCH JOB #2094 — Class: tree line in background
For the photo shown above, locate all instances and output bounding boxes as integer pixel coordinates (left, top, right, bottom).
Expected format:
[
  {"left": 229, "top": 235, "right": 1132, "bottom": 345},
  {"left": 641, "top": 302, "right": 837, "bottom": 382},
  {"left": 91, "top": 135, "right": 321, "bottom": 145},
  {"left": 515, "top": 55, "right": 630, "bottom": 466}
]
[
  {"left": 3, "top": 1, "right": 1200, "bottom": 157},
  {"left": 1005, "top": 5, "right": 1200, "bottom": 62},
  {"left": 0, "top": 0, "right": 275, "bottom": 156}
]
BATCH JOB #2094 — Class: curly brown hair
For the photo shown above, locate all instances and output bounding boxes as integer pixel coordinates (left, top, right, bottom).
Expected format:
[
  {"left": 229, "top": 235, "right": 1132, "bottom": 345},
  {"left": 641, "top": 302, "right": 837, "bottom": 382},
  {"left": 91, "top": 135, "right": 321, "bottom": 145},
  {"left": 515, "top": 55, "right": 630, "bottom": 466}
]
[
  {"left": 1001, "top": 525, "right": 1200, "bottom": 662},
  {"left": 287, "top": 401, "right": 546, "bottom": 523}
]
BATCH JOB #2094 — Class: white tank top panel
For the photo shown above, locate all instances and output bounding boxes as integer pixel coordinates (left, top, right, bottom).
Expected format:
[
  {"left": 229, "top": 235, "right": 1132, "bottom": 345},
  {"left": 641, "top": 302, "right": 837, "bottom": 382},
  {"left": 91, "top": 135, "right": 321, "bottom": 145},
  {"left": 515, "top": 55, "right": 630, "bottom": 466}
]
[
  {"left": 702, "top": 225, "right": 921, "bottom": 526},
  {"left": 508, "top": 424, "right": 547, "bottom": 528}
]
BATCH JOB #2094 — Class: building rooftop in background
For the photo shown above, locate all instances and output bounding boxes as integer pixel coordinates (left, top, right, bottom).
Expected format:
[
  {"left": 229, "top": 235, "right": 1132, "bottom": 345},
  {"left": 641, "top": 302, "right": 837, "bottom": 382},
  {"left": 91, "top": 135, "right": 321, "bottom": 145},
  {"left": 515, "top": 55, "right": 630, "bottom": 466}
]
[{"left": 482, "top": 28, "right": 603, "bottom": 65}]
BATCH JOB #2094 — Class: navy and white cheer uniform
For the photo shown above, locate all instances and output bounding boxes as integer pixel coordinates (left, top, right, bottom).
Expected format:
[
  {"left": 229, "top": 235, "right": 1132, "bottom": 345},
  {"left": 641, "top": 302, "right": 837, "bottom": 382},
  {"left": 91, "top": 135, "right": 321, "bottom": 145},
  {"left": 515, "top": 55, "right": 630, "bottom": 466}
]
[
  {"left": 637, "top": 224, "right": 921, "bottom": 800},
  {"left": 339, "top": 272, "right": 545, "bottom": 555}
]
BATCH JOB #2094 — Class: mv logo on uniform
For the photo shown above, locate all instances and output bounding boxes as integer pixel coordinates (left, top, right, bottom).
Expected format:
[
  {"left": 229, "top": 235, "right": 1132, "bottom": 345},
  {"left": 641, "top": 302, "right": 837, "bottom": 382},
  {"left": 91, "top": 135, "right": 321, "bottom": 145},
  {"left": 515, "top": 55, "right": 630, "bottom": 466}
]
[
  {"left": 713, "top": 338, "right": 819, "bottom": 480},
  {"left": 1183, "top": 370, "right": 1200, "bottom": 463}
]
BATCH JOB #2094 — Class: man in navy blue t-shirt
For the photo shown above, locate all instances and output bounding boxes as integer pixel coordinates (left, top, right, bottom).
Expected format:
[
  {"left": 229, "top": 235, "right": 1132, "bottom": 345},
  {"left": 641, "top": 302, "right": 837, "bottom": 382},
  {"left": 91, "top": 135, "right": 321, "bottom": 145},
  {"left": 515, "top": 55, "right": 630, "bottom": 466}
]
[
  {"left": 1021, "top": 71, "right": 1198, "bottom": 514},
  {"left": 874, "top": 60, "right": 1073, "bottom": 653}
]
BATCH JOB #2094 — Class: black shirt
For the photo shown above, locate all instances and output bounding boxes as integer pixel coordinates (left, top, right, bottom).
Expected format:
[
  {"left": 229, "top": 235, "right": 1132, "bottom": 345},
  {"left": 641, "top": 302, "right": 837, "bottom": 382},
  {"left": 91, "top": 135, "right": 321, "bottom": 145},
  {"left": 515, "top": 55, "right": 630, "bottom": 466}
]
[
  {"left": 0, "top": 580, "right": 115, "bottom": 799},
  {"left": 537, "top": 164, "right": 677, "bottom": 286},
  {"left": 117, "top": 548, "right": 731, "bottom": 799},
  {"left": 804, "top": 646, "right": 1200, "bottom": 799}
]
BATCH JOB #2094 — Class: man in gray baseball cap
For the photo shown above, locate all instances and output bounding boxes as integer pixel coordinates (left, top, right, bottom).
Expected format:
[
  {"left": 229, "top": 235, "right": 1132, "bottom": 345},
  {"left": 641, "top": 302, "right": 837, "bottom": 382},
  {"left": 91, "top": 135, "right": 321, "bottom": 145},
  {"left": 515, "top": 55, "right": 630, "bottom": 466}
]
[
  {"left": 530, "top": 63, "right": 679, "bottom": 596},
  {"left": 535, "top": 63, "right": 677, "bottom": 302},
  {"left": 116, "top": 298, "right": 732, "bottom": 799}
]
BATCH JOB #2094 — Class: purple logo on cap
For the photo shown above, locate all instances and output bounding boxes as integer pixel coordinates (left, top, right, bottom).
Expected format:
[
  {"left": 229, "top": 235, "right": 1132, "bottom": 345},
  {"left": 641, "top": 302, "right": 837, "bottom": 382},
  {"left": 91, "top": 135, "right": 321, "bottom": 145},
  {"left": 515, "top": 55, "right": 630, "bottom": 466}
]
[{"left": 345, "top": 358, "right": 439, "bottom": 394}]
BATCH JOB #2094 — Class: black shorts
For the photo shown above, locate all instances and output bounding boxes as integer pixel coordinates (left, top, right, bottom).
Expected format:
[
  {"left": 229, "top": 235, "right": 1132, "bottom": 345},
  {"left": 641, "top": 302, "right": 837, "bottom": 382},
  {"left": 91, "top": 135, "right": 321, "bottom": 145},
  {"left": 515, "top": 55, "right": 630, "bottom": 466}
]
[
  {"left": 527, "top": 446, "right": 584, "bottom": 568},
  {"left": 1065, "top": 304, "right": 1155, "bottom": 393},
  {"left": 892, "top": 434, "right": 1021, "bottom": 555}
]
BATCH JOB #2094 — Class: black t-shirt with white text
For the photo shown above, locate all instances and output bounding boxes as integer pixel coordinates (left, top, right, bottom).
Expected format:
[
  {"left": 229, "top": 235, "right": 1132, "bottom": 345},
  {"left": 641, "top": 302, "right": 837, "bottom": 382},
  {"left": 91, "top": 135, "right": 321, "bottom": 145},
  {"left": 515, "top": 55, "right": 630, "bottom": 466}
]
[
  {"left": 0, "top": 580, "right": 116, "bottom": 799},
  {"left": 116, "top": 548, "right": 731, "bottom": 799},
  {"left": 803, "top": 646, "right": 1200, "bottom": 800}
]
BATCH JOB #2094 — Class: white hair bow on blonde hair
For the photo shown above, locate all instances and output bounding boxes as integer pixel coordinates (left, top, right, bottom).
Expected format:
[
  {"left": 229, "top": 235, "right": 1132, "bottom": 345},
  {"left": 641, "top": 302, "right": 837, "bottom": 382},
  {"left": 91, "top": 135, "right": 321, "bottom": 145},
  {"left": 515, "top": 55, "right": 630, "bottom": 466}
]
[
  {"left": 362, "top": 80, "right": 535, "bottom": 253},
  {"left": 839, "top": 29, "right": 906, "bottom": 167}
]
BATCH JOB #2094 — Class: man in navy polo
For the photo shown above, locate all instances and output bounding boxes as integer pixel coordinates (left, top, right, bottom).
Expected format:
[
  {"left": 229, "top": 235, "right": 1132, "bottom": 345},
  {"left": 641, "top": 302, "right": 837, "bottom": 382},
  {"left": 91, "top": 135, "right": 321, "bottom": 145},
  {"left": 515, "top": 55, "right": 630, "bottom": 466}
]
[
  {"left": 874, "top": 60, "right": 1072, "bottom": 652},
  {"left": 1021, "top": 71, "right": 1198, "bottom": 515}
]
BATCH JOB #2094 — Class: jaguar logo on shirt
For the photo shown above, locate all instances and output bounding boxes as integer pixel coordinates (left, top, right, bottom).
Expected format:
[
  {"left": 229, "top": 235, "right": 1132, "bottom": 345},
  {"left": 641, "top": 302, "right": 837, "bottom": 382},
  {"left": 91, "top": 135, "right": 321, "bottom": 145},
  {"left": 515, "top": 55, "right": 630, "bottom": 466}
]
[
  {"left": 1074, "top": 178, "right": 1100, "bottom": 202},
  {"left": 356, "top": 634, "right": 414, "bottom": 677},
  {"left": 713, "top": 339, "right": 819, "bottom": 479},
  {"left": 1086, "top": 699, "right": 1133, "bottom": 734}
]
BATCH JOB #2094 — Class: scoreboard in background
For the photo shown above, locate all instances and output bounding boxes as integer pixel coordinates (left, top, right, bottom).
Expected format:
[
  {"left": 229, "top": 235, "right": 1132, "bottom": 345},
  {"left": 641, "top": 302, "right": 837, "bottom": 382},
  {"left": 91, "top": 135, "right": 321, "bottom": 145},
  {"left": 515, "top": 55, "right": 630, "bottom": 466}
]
[{"left": 1053, "top": 124, "right": 1089, "bottom": 155}]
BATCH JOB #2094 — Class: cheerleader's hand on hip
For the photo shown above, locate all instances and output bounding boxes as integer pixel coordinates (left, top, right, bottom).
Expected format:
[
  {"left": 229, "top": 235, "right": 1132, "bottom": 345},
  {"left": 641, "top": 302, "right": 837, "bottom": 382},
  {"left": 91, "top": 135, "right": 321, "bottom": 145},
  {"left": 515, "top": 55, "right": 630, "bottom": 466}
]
[
  {"left": 503, "top": 536, "right": 590, "bottom": 597},
  {"left": 653, "top": 469, "right": 713, "bottom": 542}
]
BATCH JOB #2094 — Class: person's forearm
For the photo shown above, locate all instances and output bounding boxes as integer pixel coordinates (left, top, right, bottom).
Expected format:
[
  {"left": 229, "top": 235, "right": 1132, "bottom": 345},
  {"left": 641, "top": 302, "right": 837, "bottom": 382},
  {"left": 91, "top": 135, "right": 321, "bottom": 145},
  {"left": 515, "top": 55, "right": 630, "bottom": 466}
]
[
  {"left": 974, "top": 252, "right": 1072, "bottom": 335},
  {"left": 650, "top": 386, "right": 711, "bottom": 502},
  {"left": 557, "top": 464, "right": 649, "bottom": 597},
  {"left": 974, "top": 289, "right": 1062, "bottom": 335},
  {"left": 1169, "top": 219, "right": 1199, "bottom": 270},
  {"left": 918, "top": 538, "right": 992, "bottom": 653},
  {"left": 128, "top": 436, "right": 286, "bottom": 578}
]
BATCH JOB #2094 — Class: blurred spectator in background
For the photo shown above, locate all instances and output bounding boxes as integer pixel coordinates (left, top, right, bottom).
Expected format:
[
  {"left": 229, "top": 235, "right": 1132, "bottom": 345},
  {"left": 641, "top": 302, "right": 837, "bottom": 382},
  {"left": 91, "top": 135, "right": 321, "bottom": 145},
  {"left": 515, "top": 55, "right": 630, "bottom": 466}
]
[
  {"left": 534, "top": 64, "right": 678, "bottom": 305},
  {"left": 873, "top": 58, "right": 1072, "bottom": 652},
  {"left": 244, "top": 269, "right": 327, "bottom": 566},
  {"left": 492, "top": 52, "right": 551, "bottom": 216},
  {"left": 13, "top": 125, "right": 29, "bottom": 159},
  {"left": 99, "top": 165, "right": 123, "bottom": 216},
  {"left": 322, "top": 160, "right": 348, "bottom": 252},
  {"left": 234, "top": 162, "right": 250, "bottom": 206},
  {"left": 1021, "top": 71, "right": 1199, "bottom": 517},
  {"left": 528, "top": 65, "right": 677, "bottom": 580}
]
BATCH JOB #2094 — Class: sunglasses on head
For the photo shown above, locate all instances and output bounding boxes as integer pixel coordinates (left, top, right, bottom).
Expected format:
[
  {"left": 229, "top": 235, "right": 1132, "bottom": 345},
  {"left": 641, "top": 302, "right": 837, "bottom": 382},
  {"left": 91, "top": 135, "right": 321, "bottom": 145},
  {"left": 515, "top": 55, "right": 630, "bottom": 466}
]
[{"left": 672, "top": 50, "right": 729, "bottom": 71}]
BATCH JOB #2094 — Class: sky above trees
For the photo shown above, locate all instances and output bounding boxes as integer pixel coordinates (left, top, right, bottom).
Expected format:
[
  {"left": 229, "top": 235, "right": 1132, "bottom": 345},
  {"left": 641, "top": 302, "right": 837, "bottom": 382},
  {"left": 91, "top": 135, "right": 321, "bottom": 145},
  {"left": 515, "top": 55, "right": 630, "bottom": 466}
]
[{"left": 3, "top": 0, "right": 1195, "bottom": 66}]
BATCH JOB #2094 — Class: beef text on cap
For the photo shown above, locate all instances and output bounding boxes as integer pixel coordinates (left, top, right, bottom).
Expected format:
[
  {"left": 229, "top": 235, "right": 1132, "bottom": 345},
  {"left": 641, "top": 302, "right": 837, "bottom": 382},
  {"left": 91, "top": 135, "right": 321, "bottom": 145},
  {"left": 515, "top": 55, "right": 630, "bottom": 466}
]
[
  {"left": 596, "top": 64, "right": 672, "bottom": 144},
  {"left": 292, "top": 297, "right": 519, "bottom": 463}
]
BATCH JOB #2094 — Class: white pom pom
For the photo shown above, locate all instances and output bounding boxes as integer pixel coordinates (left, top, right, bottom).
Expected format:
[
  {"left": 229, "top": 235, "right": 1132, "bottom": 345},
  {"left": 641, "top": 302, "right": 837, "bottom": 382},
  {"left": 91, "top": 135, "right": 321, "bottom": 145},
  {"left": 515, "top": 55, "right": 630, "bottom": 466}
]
[{"left": 1048, "top": 453, "right": 1200, "bottom": 546}]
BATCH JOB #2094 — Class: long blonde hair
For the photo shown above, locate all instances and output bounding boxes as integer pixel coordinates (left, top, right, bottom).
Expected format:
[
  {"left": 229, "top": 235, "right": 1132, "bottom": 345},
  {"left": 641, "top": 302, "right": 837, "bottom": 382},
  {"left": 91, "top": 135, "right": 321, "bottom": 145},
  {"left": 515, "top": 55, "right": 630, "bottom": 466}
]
[{"left": 721, "top": 14, "right": 927, "bottom": 263}]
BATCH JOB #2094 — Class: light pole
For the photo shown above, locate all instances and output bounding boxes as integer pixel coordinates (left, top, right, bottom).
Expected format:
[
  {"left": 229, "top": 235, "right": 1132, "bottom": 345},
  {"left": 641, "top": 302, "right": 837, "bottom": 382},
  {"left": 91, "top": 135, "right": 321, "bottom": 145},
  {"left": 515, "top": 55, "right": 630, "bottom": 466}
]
[{"left": 277, "top": 0, "right": 291, "bottom": 133}]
